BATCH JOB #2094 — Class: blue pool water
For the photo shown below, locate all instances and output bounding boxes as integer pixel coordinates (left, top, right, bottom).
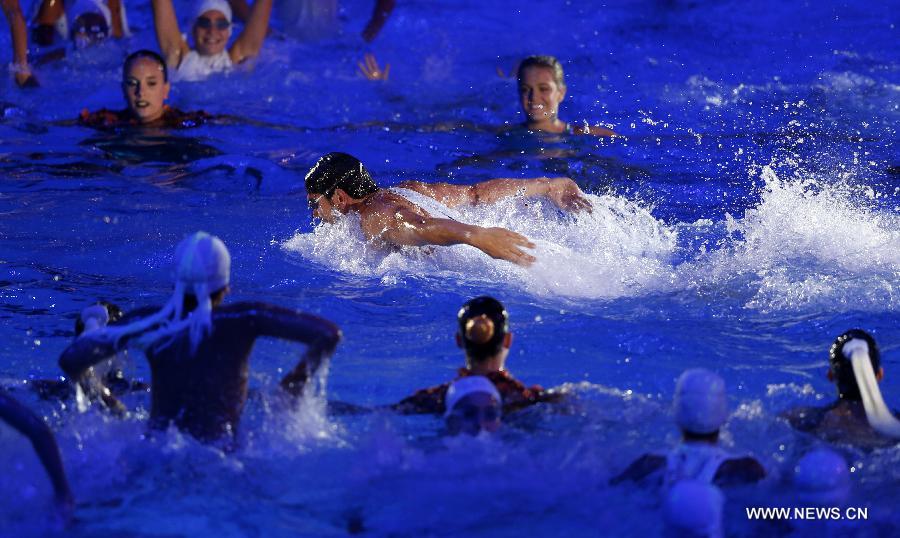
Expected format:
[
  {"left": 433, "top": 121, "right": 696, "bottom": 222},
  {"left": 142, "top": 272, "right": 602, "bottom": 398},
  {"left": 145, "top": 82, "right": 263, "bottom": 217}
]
[{"left": 1, "top": 0, "right": 898, "bottom": 535}]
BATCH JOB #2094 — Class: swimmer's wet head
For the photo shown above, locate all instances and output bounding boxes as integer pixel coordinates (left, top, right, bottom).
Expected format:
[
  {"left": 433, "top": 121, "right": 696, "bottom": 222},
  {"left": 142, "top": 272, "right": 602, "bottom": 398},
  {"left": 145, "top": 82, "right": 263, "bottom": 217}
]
[
  {"left": 444, "top": 376, "right": 503, "bottom": 436},
  {"left": 516, "top": 55, "right": 567, "bottom": 130},
  {"left": 69, "top": 0, "right": 112, "bottom": 49},
  {"left": 456, "top": 296, "right": 512, "bottom": 373},
  {"left": 121, "top": 50, "right": 171, "bottom": 124},
  {"left": 304, "top": 152, "right": 378, "bottom": 223},
  {"left": 829, "top": 329, "right": 882, "bottom": 401},
  {"left": 192, "top": 0, "right": 233, "bottom": 56},
  {"left": 673, "top": 368, "right": 728, "bottom": 442}
]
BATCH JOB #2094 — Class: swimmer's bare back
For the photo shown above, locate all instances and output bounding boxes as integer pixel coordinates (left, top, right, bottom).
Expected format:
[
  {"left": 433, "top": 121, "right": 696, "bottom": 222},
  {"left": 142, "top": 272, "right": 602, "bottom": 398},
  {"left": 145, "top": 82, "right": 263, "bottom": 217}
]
[
  {"left": 60, "top": 302, "right": 340, "bottom": 442},
  {"left": 356, "top": 190, "right": 537, "bottom": 266}
]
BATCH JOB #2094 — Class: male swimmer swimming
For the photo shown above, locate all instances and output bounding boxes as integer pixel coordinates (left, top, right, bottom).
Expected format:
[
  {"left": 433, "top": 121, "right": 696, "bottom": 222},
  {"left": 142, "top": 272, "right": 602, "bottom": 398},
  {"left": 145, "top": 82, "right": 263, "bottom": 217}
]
[
  {"left": 304, "top": 152, "right": 592, "bottom": 266},
  {"left": 613, "top": 368, "right": 766, "bottom": 488},
  {"left": 59, "top": 231, "right": 340, "bottom": 445},
  {"left": 782, "top": 329, "right": 900, "bottom": 449}
]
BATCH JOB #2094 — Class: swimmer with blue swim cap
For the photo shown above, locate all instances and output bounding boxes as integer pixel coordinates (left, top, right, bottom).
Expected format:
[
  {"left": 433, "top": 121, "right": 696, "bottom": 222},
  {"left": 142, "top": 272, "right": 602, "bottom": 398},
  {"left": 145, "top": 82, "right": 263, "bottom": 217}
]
[
  {"left": 783, "top": 329, "right": 900, "bottom": 448},
  {"left": 59, "top": 231, "right": 341, "bottom": 445},
  {"left": 444, "top": 376, "right": 503, "bottom": 436},
  {"left": 613, "top": 368, "right": 766, "bottom": 487},
  {"left": 304, "top": 152, "right": 593, "bottom": 266},
  {"left": 662, "top": 479, "right": 725, "bottom": 538}
]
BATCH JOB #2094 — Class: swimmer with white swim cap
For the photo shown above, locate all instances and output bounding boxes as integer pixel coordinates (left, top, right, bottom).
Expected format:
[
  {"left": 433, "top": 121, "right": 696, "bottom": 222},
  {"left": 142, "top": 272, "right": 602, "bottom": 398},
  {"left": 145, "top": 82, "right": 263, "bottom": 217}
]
[
  {"left": 782, "top": 329, "right": 900, "bottom": 449},
  {"left": 794, "top": 447, "right": 851, "bottom": 506},
  {"left": 613, "top": 368, "right": 766, "bottom": 487},
  {"left": 30, "top": 0, "right": 129, "bottom": 48},
  {"left": 304, "top": 152, "right": 593, "bottom": 267},
  {"left": 444, "top": 376, "right": 503, "bottom": 436},
  {"left": 151, "top": 0, "right": 272, "bottom": 82},
  {"left": 59, "top": 231, "right": 341, "bottom": 446},
  {"left": 662, "top": 479, "right": 725, "bottom": 538}
]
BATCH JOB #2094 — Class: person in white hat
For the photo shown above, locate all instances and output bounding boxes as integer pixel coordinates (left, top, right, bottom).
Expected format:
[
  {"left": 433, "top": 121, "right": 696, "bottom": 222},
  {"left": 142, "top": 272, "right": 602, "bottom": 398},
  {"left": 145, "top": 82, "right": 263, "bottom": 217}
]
[
  {"left": 782, "top": 329, "right": 900, "bottom": 449},
  {"left": 151, "top": 0, "right": 272, "bottom": 82},
  {"left": 613, "top": 368, "right": 766, "bottom": 487},
  {"left": 59, "top": 231, "right": 340, "bottom": 446},
  {"left": 30, "top": 0, "right": 129, "bottom": 47},
  {"left": 444, "top": 376, "right": 503, "bottom": 436}
]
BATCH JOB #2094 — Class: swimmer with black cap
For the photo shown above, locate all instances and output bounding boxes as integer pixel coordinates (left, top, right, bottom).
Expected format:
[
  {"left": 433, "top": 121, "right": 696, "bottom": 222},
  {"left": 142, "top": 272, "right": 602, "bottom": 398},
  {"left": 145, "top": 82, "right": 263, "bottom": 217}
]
[
  {"left": 59, "top": 231, "right": 341, "bottom": 446},
  {"left": 393, "top": 296, "right": 559, "bottom": 415},
  {"left": 613, "top": 368, "right": 766, "bottom": 487},
  {"left": 0, "top": 389, "right": 74, "bottom": 525},
  {"left": 444, "top": 376, "right": 503, "bottom": 436},
  {"left": 782, "top": 329, "right": 900, "bottom": 449},
  {"left": 304, "top": 152, "right": 592, "bottom": 267}
]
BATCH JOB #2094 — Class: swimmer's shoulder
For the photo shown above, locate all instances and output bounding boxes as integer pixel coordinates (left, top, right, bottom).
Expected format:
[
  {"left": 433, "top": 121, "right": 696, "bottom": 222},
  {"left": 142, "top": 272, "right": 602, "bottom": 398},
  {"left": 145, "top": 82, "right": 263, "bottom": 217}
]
[
  {"left": 610, "top": 453, "right": 666, "bottom": 484},
  {"left": 779, "top": 404, "right": 829, "bottom": 432},
  {"left": 714, "top": 456, "right": 766, "bottom": 486}
]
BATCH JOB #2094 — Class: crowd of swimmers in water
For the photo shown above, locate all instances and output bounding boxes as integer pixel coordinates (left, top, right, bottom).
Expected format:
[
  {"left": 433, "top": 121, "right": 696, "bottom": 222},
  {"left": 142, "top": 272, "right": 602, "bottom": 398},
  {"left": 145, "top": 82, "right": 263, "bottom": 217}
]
[{"left": 2, "top": 1, "right": 899, "bottom": 536}]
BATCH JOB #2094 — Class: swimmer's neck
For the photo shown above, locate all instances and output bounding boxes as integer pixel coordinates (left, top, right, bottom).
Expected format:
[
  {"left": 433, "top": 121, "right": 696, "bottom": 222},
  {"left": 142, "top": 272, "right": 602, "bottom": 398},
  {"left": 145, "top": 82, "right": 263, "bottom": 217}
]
[
  {"left": 465, "top": 355, "right": 505, "bottom": 375},
  {"left": 524, "top": 117, "right": 566, "bottom": 134},
  {"left": 681, "top": 430, "right": 719, "bottom": 445}
]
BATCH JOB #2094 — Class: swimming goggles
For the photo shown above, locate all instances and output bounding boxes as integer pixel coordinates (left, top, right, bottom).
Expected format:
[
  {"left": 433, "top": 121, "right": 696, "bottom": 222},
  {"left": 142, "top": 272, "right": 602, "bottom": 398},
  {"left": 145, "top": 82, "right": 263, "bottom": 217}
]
[{"left": 195, "top": 17, "right": 231, "bottom": 31}]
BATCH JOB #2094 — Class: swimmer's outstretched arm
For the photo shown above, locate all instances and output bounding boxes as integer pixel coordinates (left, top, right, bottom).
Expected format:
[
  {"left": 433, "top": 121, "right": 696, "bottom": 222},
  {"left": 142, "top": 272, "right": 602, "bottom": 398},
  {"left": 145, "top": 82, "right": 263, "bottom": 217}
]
[
  {"left": 0, "top": 390, "right": 74, "bottom": 520},
  {"left": 229, "top": 0, "right": 272, "bottom": 65},
  {"left": 151, "top": 0, "right": 190, "bottom": 69},
  {"left": 361, "top": 205, "right": 537, "bottom": 266},
  {"left": 236, "top": 303, "right": 341, "bottom": 397},
  {"left": 361, "top": 0, "right": 396, "bottom": 42},
  {"left": 399, "top": 176, "right": 592, "bottom": 213},
  {"left": 108, "top": 0, "right": 125, "bottom": 38},
  {"left": 2, "top": 0, "right": 37, "bottom": 87}
]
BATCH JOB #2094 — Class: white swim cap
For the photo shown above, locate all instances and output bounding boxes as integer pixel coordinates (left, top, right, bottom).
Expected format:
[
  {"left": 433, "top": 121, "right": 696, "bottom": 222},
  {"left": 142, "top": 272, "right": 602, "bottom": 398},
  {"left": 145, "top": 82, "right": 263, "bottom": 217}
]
[
  {"left": 103, "top": 232, "right": 231, "bottom": 355},
  {"left": 673, "top": 369, "right": 728, "bottom": 435},
  {"left": 194, "top": 0, "right": 233, "bottom": 23},
  {"left": 444, "top": 376, "right": 501, "bottom": 418},
  {"left": 70, "top": 0, "right": 112, "bottom": 28},
  {"left": 663, "top": 479, "right": 724, "bottom": 538},
  {"left": 794, "top": 448, "right": 850, "bottom": 505},
  {"left": 80, "top": 304, "right": 110, "bottom": 334}
]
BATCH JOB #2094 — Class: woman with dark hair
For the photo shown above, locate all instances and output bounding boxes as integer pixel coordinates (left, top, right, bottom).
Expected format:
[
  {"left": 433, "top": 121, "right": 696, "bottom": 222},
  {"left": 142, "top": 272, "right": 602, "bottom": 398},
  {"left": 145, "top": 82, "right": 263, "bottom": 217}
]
[
  {"left": 79, "top": 49, "right": 212, "bottom": 130},
  {"left": 393, "top": 296, "right": 559, "bottom": 415}
]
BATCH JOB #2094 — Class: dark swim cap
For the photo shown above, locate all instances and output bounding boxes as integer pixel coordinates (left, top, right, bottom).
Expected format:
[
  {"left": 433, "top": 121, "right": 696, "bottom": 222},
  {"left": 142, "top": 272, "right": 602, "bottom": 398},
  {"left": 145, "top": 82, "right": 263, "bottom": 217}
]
[
  {"left": 829, "top": 329, "right": 881, "bottom": 401},
  {"left": 304, "top": 152, "right": 378, "bottom": 199},
  {"left": 457, "top": 296, "right": 509, "bottom": 362}
]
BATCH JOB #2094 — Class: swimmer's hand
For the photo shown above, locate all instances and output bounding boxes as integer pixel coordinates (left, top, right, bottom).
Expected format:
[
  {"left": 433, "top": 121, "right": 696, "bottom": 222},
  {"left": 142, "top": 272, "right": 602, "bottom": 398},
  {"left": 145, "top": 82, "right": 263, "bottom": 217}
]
[
  {"left": 53, "top": 491, "right": 75, "bottom": 529},
  {"left": 473, "top": 227, "right": 536, "bottom": 267},
  {"left": 546, "top": 177, "right": 592, "bottom": 213},
  {"left": 15, "top": 71, "right": 39, "bottom": 88},
  {"left": 358, "top": 53, "right": 390, "bottom": 81}
]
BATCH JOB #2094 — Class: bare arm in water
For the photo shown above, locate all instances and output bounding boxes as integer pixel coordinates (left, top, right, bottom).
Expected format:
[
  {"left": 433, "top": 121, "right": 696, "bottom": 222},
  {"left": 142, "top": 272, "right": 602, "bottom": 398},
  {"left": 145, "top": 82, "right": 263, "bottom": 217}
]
[
  {"left": 361, "top": 0, "right": 396, "bottom": 42},
  {"left": 2, "top": 0, "right": 37, "bottom": 86},
  {"left": 0, "top": 390, "right": 74, "bottom": 522},
  {"left": 397, "top": 176, "right": 592, "bottom": 213},
  {"left": 228, "top": 0, "right": 273, "bottom": 65},
  {"left": 359, "top": 199, "right": 537, "bottom": 266}
]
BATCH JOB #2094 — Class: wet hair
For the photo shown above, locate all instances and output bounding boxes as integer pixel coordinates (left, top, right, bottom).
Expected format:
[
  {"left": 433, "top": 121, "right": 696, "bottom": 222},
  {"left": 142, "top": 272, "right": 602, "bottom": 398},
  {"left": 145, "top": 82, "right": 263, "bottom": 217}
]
[
  {"left": 74, "top": 301, "right": 123, "bottom": 336},
  {"left": 457, "top": 296, "right": 509, "bottom": 362},
  {"left": 304, "top": 152, "right": 378, "bottom": 199},
  {"left": 829, "top": 329, "right": 881, "bottom": 401},
  {"left": 123, "top": 50, "right": 169, "bottom": 83},
  {"left": 516, "top": 55, "right": 566, "bottom": 90},
  {"left": 71, "top": 12, "right": 109, "bottom": 42}
]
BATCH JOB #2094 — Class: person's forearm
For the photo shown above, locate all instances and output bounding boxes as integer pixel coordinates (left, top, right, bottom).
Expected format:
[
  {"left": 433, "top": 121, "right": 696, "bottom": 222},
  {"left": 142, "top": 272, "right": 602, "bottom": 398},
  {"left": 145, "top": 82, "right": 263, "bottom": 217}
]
[
  {"left": 2, "top": 0, "right": 29, "bottom": 67},
  {"left": 235, "top": 0, "right": 272, "bottom": 58},
  {"left": 108, "top": 0, "right": 124, "bottom": 38}
]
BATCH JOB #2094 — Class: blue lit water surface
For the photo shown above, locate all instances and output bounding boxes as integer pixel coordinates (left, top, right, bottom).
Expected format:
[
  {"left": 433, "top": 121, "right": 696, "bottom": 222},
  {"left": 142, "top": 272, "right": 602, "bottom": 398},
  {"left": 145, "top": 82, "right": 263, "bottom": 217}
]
[{"left": 1, "top": 0, "right": 898, "bottom": 535}]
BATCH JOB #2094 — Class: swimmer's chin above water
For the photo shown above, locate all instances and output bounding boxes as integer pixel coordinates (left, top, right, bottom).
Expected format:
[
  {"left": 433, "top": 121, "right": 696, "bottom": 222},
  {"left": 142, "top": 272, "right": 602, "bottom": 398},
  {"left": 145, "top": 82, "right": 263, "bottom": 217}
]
[{"left": 304, "top": 152, "right": 591, "bottom": 267}]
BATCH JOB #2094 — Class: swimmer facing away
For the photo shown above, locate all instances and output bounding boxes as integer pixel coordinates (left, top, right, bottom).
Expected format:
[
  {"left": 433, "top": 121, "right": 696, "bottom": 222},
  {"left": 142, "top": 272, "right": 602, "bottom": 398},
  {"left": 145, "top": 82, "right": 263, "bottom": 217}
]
[
  {"left": 515, "top": 55, "right": 616, "bottom": 137},
  {"left": 305, "top": 152, "right": 593, "bottom": 266},
  {"left": 393, "top": 296, "right": 560, "bottom": 415},
  {"left": 59, "top": 231, "right": 341, "bottom": 445},
  {"left": 79, "top": 50, "right": 212, "bottom": 130},
  {"left": 613, "top": 368, "right": 766, "bottom": 488},
  {"left": 782, "top": 329, "right": 900, "bottom": 449},
  {"left": 152, "top": 0, "right": 272, "bottom": 82},
  {"left": 0, "top": 390, "right": 74, "bottom": 525}
]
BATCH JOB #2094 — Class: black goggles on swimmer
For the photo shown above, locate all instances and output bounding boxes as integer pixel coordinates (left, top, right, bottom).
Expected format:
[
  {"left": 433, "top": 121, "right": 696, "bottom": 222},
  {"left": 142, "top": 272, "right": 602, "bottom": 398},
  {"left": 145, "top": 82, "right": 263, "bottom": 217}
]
[{"left": 195, "top": 16, "right": 231, "bottom": 30}]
